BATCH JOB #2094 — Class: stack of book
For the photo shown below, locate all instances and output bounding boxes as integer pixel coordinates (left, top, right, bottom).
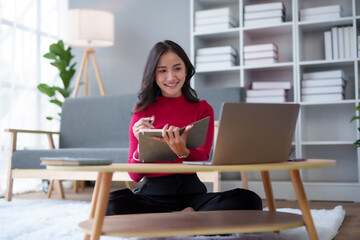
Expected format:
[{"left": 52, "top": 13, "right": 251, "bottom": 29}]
[
  {"left": 195, "top": 46, "right": 237, "bottom": 71},
  {"left": 243, "top": 43, "right": 278, "bottom": 66},
  {"left": 300, "top": 5, "right": 342, "bottom": 22},
  {"left": 302, "top": 69, "right": 346, "bottom": 102},
  {"left": 194, "top": 7, "right": 237, "bottom": 32},
  {"left": 246, "top": 81, "right": 291, "bottom": 103},
  {"left": 244, "top": 2, "right": 285, "bottom": 27},
  {"left": 324, "top": 26, "right": 355, "bottom": 60}
]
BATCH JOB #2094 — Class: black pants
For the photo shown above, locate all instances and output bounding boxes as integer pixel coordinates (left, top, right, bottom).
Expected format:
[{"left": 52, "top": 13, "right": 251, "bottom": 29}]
[{"left": 106, "top": 174, "right": 262, "bottom": 216}]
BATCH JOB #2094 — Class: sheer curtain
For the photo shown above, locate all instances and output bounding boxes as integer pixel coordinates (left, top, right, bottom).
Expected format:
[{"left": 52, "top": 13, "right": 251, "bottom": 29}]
[{"left": 0, "top": 0, "right": 67, "bottom": 196}]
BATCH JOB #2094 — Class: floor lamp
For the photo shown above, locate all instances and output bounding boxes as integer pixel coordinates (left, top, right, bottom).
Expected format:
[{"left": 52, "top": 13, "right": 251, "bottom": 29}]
[
  {"left": 52, "top": 9, "right": 115, "bottom": 194},
  {"left": 65, "top": 9, "right": 115, "bottom": 97}
]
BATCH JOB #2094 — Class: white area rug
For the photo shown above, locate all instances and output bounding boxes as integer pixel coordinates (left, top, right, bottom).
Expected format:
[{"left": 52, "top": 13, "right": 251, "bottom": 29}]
[{"left": 0, "top": 199, "right": 345, "bottom": 240}]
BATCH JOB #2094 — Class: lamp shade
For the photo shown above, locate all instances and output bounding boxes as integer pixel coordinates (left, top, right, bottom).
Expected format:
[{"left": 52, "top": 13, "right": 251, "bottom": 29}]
[{"left": 65, "top": 9, "right": 114, "bottom": 47}]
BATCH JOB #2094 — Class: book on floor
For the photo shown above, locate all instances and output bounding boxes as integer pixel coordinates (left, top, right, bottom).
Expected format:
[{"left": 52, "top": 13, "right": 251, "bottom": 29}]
[
  {"left": 138, "top": 117, "right": 210, "bottom": 162},
  {"left": 40, "top": 157, "right": 113, "bottom": 166}
]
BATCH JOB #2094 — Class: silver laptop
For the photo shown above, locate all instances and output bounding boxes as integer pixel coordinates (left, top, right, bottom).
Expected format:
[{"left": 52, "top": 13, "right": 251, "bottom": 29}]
[{"left": 183, "top": 102, "right": 300, "bottom": 165}]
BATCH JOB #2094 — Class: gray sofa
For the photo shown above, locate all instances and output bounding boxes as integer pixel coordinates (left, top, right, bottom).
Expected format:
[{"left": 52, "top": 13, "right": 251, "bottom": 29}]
[{"left": 5, "top": 87, "right": 242, "bottom": 201}]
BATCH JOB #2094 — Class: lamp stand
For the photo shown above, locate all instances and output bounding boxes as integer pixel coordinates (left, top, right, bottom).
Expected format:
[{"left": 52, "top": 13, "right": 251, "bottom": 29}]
[{"left": 73, "top": 48, "right": 106, "bottom": 97}]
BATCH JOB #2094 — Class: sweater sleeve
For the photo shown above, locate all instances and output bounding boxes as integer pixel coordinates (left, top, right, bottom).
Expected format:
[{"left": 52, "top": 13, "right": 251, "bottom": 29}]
[{"left": 127, "top": 113, "right": 145, "bottom": 182}]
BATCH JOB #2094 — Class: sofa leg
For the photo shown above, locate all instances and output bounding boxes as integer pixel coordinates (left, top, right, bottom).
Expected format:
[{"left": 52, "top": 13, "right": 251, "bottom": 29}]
[
  {"left": 47, "top": 180, "right": 55, "bottom": 198},
  {"left": 5, "top": 177, "right": 14, "bottom": 201},
  {"left": 73, "top": 180, "right": 79, "bottom": 193},
  {"left": 81, "top": 181, "right": 85, "bottom": 191},
  {"left": 54, "top": 180, "right": 65, "bottom": 199}
]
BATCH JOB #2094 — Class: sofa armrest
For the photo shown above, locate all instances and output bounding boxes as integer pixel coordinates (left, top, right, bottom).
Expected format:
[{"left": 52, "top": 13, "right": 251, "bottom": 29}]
[
  {"left": 4, "top": 128, "right": 59, "bottom": 151},
  {"left": 4, "top": 129, "right": 59, "bottom": 135}
]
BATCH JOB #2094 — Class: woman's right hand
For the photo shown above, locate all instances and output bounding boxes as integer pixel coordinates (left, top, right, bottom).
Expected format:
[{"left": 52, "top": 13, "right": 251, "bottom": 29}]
[{"left": 132, "top": 116, "right": 155, "bottom": 140}]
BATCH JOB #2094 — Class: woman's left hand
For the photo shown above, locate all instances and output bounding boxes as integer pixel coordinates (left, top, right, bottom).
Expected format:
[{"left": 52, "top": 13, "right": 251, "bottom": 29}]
[{"left": 152, "top": 124, "right": 193, "bottom": 158}]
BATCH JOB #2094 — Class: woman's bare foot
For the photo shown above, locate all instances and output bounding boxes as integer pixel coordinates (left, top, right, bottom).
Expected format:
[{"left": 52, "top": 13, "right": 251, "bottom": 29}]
[{"left": 179, "top": 207, "right": 195, "bottom": 212}]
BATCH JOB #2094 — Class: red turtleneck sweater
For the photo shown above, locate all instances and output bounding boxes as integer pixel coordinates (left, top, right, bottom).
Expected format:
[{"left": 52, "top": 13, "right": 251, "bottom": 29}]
[{"left": 127, "top": 94, "right": 214, "bottom": 182}]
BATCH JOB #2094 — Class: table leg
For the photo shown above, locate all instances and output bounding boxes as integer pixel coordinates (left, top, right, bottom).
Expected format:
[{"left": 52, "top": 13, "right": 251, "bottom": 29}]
[
  {"left": 289, "top": 170, "right": 318, "bottom": 240},
  {"left": 82, "top": 172, "right": 113, "bottom": 240},
  {"left": 90, "top": 172, "right": 113, "bottom": 240},
  {"left": 261, "top": 171, "right": 276, "bottom": 212},
  {"left": 83, "top": 172, "right": 103, "bottom": 240}
]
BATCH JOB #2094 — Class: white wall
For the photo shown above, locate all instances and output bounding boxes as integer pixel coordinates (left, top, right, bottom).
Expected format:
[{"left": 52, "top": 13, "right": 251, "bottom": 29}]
[{"left": 68, "top": 0, "right": 190, "bottom": 96}]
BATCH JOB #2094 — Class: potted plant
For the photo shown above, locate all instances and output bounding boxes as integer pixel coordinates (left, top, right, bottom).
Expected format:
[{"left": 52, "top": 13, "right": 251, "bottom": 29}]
[
  {"left": 38, "top": 40, "right": 76, "bottom": 120},
  {"left": 350, "top": 105, "right": 360, "bottom": 148}
]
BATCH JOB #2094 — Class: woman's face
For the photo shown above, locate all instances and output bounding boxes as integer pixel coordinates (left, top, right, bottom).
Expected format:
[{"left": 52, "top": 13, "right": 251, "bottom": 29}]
[{"left": 155, "top": 50, "right": 186, "bottom": 98}]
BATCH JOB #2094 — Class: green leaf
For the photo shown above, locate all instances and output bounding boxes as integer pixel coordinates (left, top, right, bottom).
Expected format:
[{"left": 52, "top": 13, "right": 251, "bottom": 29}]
[
  {"left": 355, "top": 105, "right": 360, "bottom": 111},
  {"left": 53, "top": 87, "right": 67, "bottom": 98},
  {"left": 350, "top": 116, "right": 360, "bottom": 122},
  {"left": 38, "top": 84, "right": 55, "bottom": 97},
  {"left": 46, "top": 116, "right": 53, "bottom": 121},
  {"left": 49, "top": 43, "right": 62, "bottom": 56},
  {"left": 50, "top": 61, "right": 67, "bottom": 72},
  {"left": 60, "top": 69, "right": 75, "bottom": 89},
  {"left": 43, "top": 52, "right": 57, "bottom": 60},
  {"left": 354, "top": 139, "right": 360, "bottom": 148},
  {"left": 57, "top": 40, "right": 65, "bottom": 51},
  {"left": 50, "top": 99, "right": 63, "bottom": 107}
]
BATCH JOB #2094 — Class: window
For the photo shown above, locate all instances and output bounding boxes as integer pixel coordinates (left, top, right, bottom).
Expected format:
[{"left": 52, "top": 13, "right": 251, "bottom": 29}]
[{"left": 0, "top": 0, "right": 67, "bottom": 195}]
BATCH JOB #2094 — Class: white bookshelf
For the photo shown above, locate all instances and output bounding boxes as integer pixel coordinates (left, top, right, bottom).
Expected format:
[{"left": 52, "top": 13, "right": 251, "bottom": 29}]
[{"left": 190, "top": 0, "right": 360, "bottom": 202}]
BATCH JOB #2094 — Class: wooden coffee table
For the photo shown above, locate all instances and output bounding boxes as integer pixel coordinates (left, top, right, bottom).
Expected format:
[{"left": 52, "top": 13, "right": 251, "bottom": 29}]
[{"left": 47, "top": 159, "right": 336, "bottom": 240}]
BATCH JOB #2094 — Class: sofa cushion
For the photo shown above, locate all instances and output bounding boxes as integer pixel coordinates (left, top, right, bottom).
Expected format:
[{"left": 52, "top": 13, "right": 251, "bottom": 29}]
[
  {"left": 11, "top": 148, "right": 129, "bottom": 169},
  {"left": 60, "top": 94, "right": 138, "bottom": 148}
]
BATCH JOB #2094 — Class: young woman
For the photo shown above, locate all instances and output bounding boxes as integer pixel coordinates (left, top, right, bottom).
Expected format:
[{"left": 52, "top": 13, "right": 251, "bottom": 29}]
[{"left": 106, "top": 40, "right": 262, "bottom": 215}]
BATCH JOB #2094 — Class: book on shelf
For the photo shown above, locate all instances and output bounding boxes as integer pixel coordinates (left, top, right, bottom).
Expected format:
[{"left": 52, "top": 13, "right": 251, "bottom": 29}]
[
  {"left": 252, "top": 81, "right": 291, "bottom": 90},
  {"left": 300, "top": 12, "right": 342, "bottom": 22},
  {"left": 40, "top": 157, "right": 113, "bottom": 166},
  {"left": 243, "top": 43, "right": 278, "bottom": 53},
  {"left": 338, "top": 27, "right": 345, "bottom": 59},
  {"left": 302, "top": 85, "right": 344, "bottom": 95},
  {"left": 244, "top": 9, "right": 284, "bottom": 20},
  {"left": 195, "top": 15, "right": 237, "bottom": 26},
  {"left": 302, "top": 69, "right": 345, "bottom": 80},
  {"left": 324, "top": 26, "right": 352, "bottom": 60},
  {"left": 195, "top": 22, "right": 235, "bottom": 32},
  {"left": 196, "top": 53, "right": 235, "bottom": 63},
  {"left": 244, "top": 2, "right": 285, "bottom": 13},
  {"left": 331, "top": 27, "right": 339, "bottom": 59},
  {"left": 350, "top": 27, "right": 355, "bottom": 58},
  {"left": 246, "top": 96, "right": 287, "bottom": 103},
  {"left": 302, "top": 78, "right": 346, "bottom": 87},
  {"left": 302, "top": 93, "right": 344, "bottom": 102},
  {"left": 138, "top": 117, "right": 210, "bottom": 162},
  {"left": 196, "top": 46, "right": 237, "bottom": 56},
  {"left": 244, "top": 58, "right": 277, "bottom": 66},
  {"left": 244, "top": 16, "right": 284, "bottom": 27},
  {"left": 324, "top": 31, "right": 332, "bottom": 60},
  {"left": 196, "top": 61, "right": 235, "bottom": 71},
  {"left": 246, "top": 89, "right": 287, "bottom": 97},
  {"left": 244, "top": 50, "right": 278, "bottom": 59},
  {"left": 344, "top": 27, "right": 351, "bottom": 59},
  {"left": 195, "top": 7, "right": 234, "bottom": 19},
  {"left": 300, "top": 5, "right": 342, "bottom": 17}
]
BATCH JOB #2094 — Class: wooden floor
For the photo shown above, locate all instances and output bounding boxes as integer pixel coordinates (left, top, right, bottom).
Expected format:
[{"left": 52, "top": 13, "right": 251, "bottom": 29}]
[{"left": 12, "top": 185, "right": 360, "bottom": 240}]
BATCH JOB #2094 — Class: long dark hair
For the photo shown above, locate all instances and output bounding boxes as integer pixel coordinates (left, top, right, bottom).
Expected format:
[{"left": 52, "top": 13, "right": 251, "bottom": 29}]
[{"left": 134, "top": 40, "right": 198, "bottom": 112}]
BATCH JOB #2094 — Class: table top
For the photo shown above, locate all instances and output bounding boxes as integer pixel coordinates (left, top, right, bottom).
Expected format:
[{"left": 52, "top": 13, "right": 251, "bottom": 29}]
[{"left": 47, "top": 159, "right": 335, "bottom": 173}]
